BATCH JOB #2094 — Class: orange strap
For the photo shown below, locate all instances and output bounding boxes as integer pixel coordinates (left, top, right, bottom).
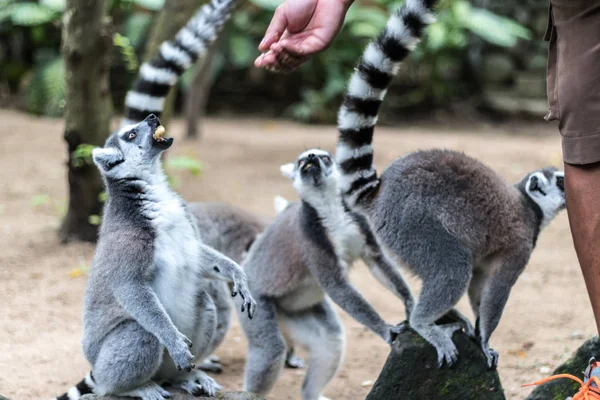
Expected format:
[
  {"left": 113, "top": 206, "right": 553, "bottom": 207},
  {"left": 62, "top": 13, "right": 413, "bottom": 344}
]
[{"left": 523, "top": 374, "right": 600, "bottom": 400}]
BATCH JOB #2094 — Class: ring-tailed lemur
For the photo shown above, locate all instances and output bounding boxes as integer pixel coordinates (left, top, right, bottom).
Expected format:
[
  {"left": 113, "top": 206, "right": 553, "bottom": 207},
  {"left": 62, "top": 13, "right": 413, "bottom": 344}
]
[
  {"left": 333, "top": 0, "right": 566, "bottom": 368},
  {"left": 238, "top": 149, "right": 414, "bottom": 400},
  {"left": 188, "top": 201, "right": 307, "bottom": 372},
  {"left": 122, "top": 0, "right": 236, "bottom": 125},
  {"left": 188, "top": 202, "right": 267, "bottom": 373},
  {"left": 56, "top": 115, "right": 256, "bottom": 400}
]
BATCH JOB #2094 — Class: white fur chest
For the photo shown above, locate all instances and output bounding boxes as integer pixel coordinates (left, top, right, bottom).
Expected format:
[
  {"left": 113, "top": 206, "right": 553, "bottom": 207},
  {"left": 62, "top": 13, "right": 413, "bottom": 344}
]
[
  {"left": 323, "top": 212, "right": 365, "bottom": 264},
  {"left": 144, "top": 185, "right": 203, "bottom": 336}
]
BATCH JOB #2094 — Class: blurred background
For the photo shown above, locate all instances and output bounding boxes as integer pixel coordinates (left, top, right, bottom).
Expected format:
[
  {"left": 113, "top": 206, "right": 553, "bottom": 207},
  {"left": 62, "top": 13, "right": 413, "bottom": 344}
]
[
  {"left": 1, "top": 0, "right": 549, "bottom": 124},
  {"left": 3, "top": 1, "right": 595, "bottom": 400}
]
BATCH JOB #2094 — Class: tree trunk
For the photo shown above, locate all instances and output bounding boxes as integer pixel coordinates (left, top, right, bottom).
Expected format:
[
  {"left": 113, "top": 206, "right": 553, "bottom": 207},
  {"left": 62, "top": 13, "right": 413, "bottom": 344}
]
[
  {"left": 184, "top": 37, "right": 221, "bottom": 139},
  {"left": 60, "top": 0, "right": 112, "bottom": 243},
  {"left": 142, "top": 0, "right": 204, "bottom": 127}
]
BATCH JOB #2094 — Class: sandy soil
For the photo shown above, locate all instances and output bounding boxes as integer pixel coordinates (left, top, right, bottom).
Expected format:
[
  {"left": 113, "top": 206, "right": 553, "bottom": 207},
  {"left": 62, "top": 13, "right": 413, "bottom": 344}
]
[{"left": 0, "top": 109, "right": 595, "bottom": 400}]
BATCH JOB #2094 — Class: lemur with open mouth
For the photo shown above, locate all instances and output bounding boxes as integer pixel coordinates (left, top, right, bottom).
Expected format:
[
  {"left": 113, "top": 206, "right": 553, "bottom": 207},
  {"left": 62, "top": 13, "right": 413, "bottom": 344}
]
[
  {"left": 55, "top": 115, "right": 256, "bottom": 400},
  {"left": 238, "top": 148, "right": 415, "bottom": 400},
  {"left": 333, "top": 0, "right": 566, "bottom": 369}
]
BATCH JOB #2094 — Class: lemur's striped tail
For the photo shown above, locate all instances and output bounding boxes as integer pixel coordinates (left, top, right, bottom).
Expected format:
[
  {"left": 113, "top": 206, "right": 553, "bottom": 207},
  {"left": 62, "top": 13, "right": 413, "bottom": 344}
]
[
  {"left": 336, "top": 0, "right": 438, "bottom": 206},
  {"left": 56, "top": 372, "right": 95, "bottom": 400},
  {"left": 122, "top": 0, "right": 236, "bottom": 126}
]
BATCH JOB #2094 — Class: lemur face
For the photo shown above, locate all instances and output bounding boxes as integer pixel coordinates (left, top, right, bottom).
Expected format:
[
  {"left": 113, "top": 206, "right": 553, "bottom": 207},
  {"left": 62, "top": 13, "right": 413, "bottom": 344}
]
[
  {"left": 280, "top": 149, "right": 339, "bottom": 193},
  {"left": 92, "top": 114, "right": 172, "bottom": 179},
  {"left": 524, "top": 167, "right": 565, "bottom": 226}
]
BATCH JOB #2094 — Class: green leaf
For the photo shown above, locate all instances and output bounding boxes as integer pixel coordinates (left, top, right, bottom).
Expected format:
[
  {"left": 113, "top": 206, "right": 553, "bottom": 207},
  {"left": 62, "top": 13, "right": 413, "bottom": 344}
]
[
  {"left": 124, "top": 12, "right": 152, "bottom": 49},
  {"left": 98, "top": 191, "right": 108, "bottom": 203},
  {"left": 450, "top": 0, "right": 471, "bottom": 25},
  {"left": 40, "top": 0, "right": 65, "bottom": 12},
  {"left": 72, "top": 144, "right": 97, "bottom": 168},
  {"left": 345, "top": 6, "right": 388, "bottom": 30},
  {"left": 465, "top": 8, "right": 531, "bottom": 48},
  {"left": 0, "top": 3, "right": 15, "bottom": 23},
  {"left": 349, "top": 22, "right": 381, "bottom": 38},
  {"left": 10, "top": 3, "right": 58, "bottom": 26},
  {"left": 249, "top": 0, "right": 283, "bottom": 11},
  {"left": 132, "top": 0, "right": 164, "bottom": 11},
  {"left": 166, "top": 156, "right": 203, "bottom": 176},
  {"left": 229, "top": 35, "right": 255, "bottom": 68},
  {"left": 113, "top": 33, "right": 139, "bottom": 72},
  {"left": 24, "top": 56, "right": 66, "bottom": 117},
  {"left": 425, "top": 23, "right": 447, "bottom": 51},
  {"left": 88, "top": 214, "right": 102, "bottom": 226},
  {"left": 31, "top": 194, "right": 50, "bottom": 207}
]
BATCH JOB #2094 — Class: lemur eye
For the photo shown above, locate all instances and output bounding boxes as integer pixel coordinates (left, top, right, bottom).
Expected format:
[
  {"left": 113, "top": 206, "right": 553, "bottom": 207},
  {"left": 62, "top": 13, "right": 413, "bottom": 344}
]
[
  {"left": 556, "top": 175, "right": 564, "bottom": 191},
  {"left": 322, "top": 156, "right": 331, "bottom": 165},
  {"left": 128, "top": 132, "right": 136, "bottom": 140}
]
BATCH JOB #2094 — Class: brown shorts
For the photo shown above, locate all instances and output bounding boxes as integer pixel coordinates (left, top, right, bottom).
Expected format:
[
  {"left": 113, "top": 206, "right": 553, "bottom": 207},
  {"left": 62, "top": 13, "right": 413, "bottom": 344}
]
[{"left": 546, "top": 0, "right": 600, "bottom": 165}]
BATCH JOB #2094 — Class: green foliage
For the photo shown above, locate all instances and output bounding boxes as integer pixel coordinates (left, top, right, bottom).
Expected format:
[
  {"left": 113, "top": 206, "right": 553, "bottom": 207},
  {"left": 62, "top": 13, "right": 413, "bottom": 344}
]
[
  {"left": 0, "top": 1, "right": 61, "bottom": 26},
  {"left": 30, "top": 194, "right": 51, "bottom": 208},
  {"left": 3, "top": 0, "right": 533, "bottom": 120},
  {"left": 113, "top": 33, "right": 139, "bottom": 72},
  {"left": 71, "top": 144, "right": 97, "bottom": 168},
  {"left": 280, "top": 0, "right": 531, "bottom": 121},
  {"left": 88, "top": 214, "right": 102, "bottom": 225},
  {"left": 166, "top": 155, "right": 203, "bottom": 176},
  {"left": 24, "top": 56, "right": 66, "bottom": 117},
  {"left": 98, "top": 191, "right": 108, "bottom": 203},
  {"left": 124, "top": 12, "right": 153, "bottom": 48}
]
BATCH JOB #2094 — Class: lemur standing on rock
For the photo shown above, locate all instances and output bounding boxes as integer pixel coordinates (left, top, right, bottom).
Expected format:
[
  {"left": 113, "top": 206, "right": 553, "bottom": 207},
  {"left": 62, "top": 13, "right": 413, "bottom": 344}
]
[
  {"left": 333, "top": 0, "right": 566, "bottom": 368},
  {"left": 238, "top": 149, "right": 415, "bottom": 400},
  {"left": 55, "top": 116, "right": 256, "bottom": 400}
]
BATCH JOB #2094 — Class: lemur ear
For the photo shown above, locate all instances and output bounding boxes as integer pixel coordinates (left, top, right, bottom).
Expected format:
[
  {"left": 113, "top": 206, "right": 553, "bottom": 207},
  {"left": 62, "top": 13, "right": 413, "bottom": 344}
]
[
  {"left": 280, "top": 163, "right": 295, "bottom": 180},
  {"left": 528, "top": 175, "right": 542, "bottom": 194},
  {"left": 92, "top": 147, "right": 124, "bottom": 172},
  {"left": 273, "top": 195, "right": 289, "bottom": 214}
]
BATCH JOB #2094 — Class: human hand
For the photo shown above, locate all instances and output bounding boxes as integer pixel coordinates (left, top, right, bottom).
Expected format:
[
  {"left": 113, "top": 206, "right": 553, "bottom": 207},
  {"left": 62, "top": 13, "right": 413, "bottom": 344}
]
[{"left": 255, "top": 0, "right": 353, "bottom": 73}]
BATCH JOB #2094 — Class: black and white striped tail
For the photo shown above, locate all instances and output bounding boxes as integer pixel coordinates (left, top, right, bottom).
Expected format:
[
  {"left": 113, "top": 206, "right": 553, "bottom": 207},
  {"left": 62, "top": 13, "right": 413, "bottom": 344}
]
[
  {"left": 56, "top": 372, "right": 95, "bottom": 400},
  {"left": 336, "top": 0, "right": 437, "bottom": 206},
  {"left": 122, "top": 0, "right": 237, "bottom": 125}
]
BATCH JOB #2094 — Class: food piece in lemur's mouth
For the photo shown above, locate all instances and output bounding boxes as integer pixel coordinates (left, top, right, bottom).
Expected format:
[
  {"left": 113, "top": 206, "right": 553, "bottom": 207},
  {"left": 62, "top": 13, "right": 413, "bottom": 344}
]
[{"left": 153, "top": 125, "right": 166, "bottom": 141}]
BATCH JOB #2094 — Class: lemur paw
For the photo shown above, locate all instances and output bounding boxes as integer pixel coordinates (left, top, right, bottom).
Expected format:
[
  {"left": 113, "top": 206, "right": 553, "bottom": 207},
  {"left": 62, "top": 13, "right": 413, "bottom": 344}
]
[
  {"left": 285, "top": 353, "right": 305, "bottom": 369},
  {"left": 169, "top": 333, "right": 195, "bottom": 372},
  {"left": 483, "top": 347, "right": 499, "bottom": 369},
  {"left": 387, "top": 321, "right": 409, "bottom": 344},
  {"left": 233, "top": 281, "right": 257, "bottom": 319},
  {"left": 118, "top": 381, "right": 172, "bottom": 400},
  {"left": 168, "top": 370, "right": 222, "bottom": 397},
  {"left": 197, "top": 356, "right": 223, "bottom": 374},
  {"left": 435, "top": 343, "right": 459, "bottom": 368}
]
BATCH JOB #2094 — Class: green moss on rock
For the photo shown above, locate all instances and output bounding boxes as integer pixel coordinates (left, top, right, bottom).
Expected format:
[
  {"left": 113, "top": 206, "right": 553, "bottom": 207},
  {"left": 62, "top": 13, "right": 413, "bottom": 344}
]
[
  {"left": 525, "top": 336, "right": 600, "bottom": 400},
  {"left": 366, "top": 329, "right": 505, "bottom": 400}
]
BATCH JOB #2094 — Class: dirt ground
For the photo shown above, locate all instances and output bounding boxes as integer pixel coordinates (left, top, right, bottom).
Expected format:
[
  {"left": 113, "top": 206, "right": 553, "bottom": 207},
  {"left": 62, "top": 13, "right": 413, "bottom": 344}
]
[{"left": 0, "top": 109, "right": 595, "bottom": 400}]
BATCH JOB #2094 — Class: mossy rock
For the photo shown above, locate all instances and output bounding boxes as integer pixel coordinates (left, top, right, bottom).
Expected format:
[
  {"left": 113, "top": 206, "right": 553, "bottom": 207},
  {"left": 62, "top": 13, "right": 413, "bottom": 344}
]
[
  {"left": 366, "top": 329, "right": 505, "bottom": 400},
  {"left": 80, "top": 391, "right": 263, "bottom": 400},
  {"left": 525, "top": 336, "right": 600, "bottom": 400}
]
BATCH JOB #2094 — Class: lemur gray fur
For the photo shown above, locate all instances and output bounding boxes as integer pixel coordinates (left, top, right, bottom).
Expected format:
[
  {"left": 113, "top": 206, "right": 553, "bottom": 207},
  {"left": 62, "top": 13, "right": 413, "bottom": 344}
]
[
  {"left": 333, "top": 0, "right": 566, "bottom": 368},
  {"left": 56, "top": 115, "right": 256, "bottom": 400},
  {"left": 122, "top": 0, "right": 236, "bottom": 125},
  {"left": 188, "top": 202, "right": 307, "bottom": 372},
  {"left": 188, "top": 202, "right": 268, "bottom": 374},
  {"left": 238, "top": 149, "right": 414, "bottom": 400}
]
